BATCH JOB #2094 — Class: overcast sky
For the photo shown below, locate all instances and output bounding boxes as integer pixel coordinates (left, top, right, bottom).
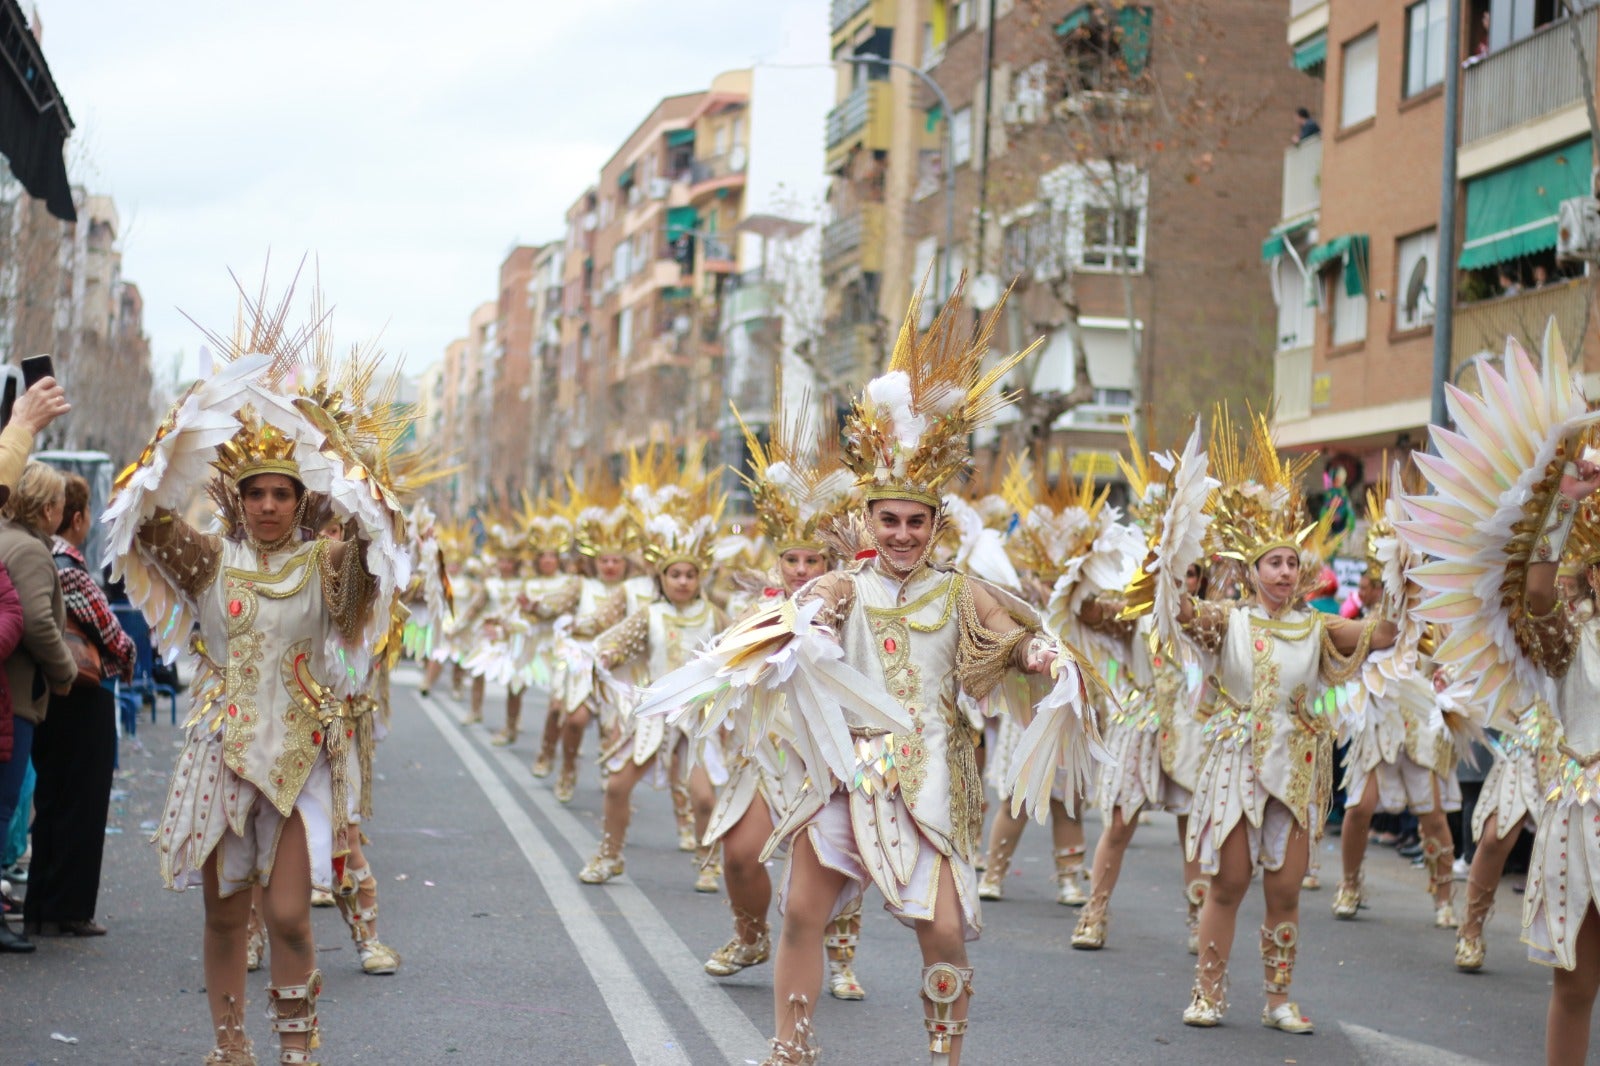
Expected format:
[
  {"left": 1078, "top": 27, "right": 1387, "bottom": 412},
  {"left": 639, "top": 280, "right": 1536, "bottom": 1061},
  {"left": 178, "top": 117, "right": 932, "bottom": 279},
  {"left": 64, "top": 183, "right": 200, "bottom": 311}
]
[{"left": 33, "top": 0, "right": 827, "bottom": 379}]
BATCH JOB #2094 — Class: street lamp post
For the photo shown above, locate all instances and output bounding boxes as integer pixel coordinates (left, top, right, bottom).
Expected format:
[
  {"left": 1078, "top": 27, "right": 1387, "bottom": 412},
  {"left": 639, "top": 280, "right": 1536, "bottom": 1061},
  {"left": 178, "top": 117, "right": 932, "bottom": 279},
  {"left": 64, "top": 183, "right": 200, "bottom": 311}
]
[{"left": 842, "top": 53, "right": 955, "bottom": 299}]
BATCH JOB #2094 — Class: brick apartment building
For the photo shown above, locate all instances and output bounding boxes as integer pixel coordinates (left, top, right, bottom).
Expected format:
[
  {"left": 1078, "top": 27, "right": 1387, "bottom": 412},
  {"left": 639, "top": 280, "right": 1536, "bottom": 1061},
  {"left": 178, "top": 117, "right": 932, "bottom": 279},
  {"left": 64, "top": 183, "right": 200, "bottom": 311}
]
[
  {"left": 822, "top": 0, "right": 1305, "bottom": 480},
  {"left": 1270, "top": 0, "right": 1600, "bottom": 488}
]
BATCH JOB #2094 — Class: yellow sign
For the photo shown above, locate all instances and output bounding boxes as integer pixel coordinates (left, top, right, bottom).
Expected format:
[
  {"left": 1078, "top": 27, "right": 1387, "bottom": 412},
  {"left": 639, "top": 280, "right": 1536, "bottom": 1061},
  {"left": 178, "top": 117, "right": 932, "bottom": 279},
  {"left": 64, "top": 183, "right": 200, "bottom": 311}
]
[
  {"left": 1311, "top": 373, "right": 1332, "bottom": 408},
  {"left": 1070, "top": 450, "right": 1120, "bottom": 478}
]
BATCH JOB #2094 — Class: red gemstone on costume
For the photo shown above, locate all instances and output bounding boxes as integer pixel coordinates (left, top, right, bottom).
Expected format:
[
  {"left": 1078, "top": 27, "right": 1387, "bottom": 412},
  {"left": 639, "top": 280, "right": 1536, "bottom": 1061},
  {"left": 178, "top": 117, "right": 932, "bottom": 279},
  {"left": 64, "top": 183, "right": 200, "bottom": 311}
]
[
  {"left": 1305, "top": 752, "right": 1313, "bottom": 762},
  {"left": 228, "top": 599, "right": 242, "bottom": 617},
  {"left": 1254, "top": 640, "right": 1265, "bottom": 651},
  {"left": 312, "top": 730, "right": 322, "bottom": 746},
  {"left": 227, "top": 704, "right": 238, "bottom": 717},
  {"left": 884, "top": 637, "right": 897, "bottom": 653}
]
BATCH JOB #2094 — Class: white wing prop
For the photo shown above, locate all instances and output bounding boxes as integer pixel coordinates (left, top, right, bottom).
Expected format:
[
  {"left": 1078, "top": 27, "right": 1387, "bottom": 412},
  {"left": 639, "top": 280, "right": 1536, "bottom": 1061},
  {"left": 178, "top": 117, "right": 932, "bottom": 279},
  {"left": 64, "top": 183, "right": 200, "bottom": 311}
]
[
  {"left": 103, "top": 353, "right": 303, "bottom": 659},
  {"left": 1003, "top": 639, "right": 1111, "bottom": 822},
  {"left": 942, "top": 493, "right": 1022, "bottom": 591},
  {"left": 1122, "top": 420, "right": 1218, "bottom": 658},
  {"left": 632, "top": 596, "right": 913, "bottom": 789},
  {"left": 1398, "top": 322, "right": 1599, "bottom": 724}
]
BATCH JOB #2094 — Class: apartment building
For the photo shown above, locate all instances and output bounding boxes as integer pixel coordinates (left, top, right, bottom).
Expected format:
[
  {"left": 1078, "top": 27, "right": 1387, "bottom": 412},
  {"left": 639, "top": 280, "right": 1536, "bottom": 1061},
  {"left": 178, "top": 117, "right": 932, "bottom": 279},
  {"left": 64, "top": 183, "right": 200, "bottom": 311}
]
[
  {"left": 1270, "top": 0, "right": 1600, "bottom": 486},
  {"left": 823, "top": 0, "right": 1303, "bottom": 479}
]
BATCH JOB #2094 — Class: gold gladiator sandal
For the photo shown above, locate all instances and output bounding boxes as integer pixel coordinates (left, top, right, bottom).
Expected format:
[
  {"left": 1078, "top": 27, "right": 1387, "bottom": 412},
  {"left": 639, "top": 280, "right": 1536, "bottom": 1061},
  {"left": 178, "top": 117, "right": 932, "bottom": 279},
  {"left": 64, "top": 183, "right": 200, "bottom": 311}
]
[
  {"left": 1455, "top": 877, "right": 1497, "bottom": 972},
  {"left": 976, "top": 828, "right": 1019, "bottom": 901},
  {"left": 760, "top": 994, "right": 820, "bottom": 1065},
  {"left": 1185, "top": 879, "right": 1207, "bottom": 956},
  {"left": 693, "top": 845, "right": 721, "bottom": 894},
  {"left": 490, "top": 703, "right": 521, "bottom": 747},
  {"left": 704, "top": 907, "right": 771, "bottom": 977},
  {"left": 825, "top": 902, "right": 866, "bottom": 1001},
  {"left": 921, "top": 961, "right": 974, "bottom": 1060},
  {"left": 203, "top": 993, "right": 256, "bottom": 1065},
  {"left": 1055, "top": 845, "right": 1089, "bottom": 906},
  {"left": 672, "top": 780, "right": 696, "bottom": 852},
  {"left": 579, "top": 833, "right": 625, "bottom": 884},
  {"left": 554, "top": 758, "right": 578, "bottom": 804},
  {"left": 1421, "top": 836, "right": 1458, "bottom": 928},
  {"left": 245, "top": 905, "right": 267, "bottom": 973},
  {"left": 532, "top": 709, "right": 560, "bottom": 777},
  {"left": 334, "top": 863, "right": 401, "bottom": 975},
  {"left": 1183, "top": 941, "right": 1228, "bottom": 1027},
  {"left": 1331, "top": 870, "right": 1363, "bottom": 920},
  {"left": 267, "top": 969, "right": 323, "bottom": 1065},
  {"left": 1259, "top": 922, "right": 1313, "bottom": 1034},
  {"left": 1070, "top": 892, "right": 1109, "bottom": 950}
]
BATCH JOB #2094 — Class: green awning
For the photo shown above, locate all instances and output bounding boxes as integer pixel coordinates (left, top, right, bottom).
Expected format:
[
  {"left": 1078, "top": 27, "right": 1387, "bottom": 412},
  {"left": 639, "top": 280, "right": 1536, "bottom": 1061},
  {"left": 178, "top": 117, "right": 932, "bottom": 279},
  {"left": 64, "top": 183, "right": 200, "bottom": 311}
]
[
  {"left": 1459, "top": 137, "right": 1592, "bottom": 270},
  {"left": 1261, "top": 217, "right": 1315, "bottom": 262},
  {"left": 1056, "top": 3, "right": 1091, "bottom": 35},
  {"left": 666, "top": 129, "right": 696, "bottom": 148},
  {"left": 617, "top": 164, "right": 635, "bottom": 188},
  {"left": 1117, "top": 6, "right": 1152, "bottom": 77},
  {"left": 925, "top": 103, "right": 943, "bottom": 133},
  {"left": 1306, "top": 234, "right": 1369, "bottom": 296},
  {"left": 1293, "top": 32, "right": 1327, "bottom": 72},
  {"left": 661, "top": 286, "right": 693, "bottom": 301},
  {"left": 666, "top": 206, "right": 699, "bottom": 241}
]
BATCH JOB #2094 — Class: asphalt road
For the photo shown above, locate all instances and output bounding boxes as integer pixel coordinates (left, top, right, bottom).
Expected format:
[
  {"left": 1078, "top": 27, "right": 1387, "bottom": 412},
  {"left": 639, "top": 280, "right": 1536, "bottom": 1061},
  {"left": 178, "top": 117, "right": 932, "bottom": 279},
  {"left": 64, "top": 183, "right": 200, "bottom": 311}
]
[{"left": 5, "top": 668, "right": 1555, "bottom": 1065}]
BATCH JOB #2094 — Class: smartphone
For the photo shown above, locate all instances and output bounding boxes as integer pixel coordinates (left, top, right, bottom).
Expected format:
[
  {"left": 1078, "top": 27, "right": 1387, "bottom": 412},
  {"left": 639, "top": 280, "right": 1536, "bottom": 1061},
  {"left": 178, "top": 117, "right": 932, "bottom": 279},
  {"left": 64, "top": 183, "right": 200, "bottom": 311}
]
[
  {"left": 20, "top": 354, "right": 53, "bottom": 389},
  {"left": 0, "top": 371, "right": 17, "bottom": 428}
]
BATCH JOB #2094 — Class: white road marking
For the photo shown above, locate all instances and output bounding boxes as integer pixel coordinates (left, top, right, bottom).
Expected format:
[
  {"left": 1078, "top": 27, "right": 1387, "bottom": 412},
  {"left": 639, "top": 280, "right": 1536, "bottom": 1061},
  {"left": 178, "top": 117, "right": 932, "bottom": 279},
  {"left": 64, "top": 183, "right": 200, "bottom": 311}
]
[
  {"left": 415, "top": 691, "right": 693, "bottom": 1066},
  {"left": 482, "top": 742, "right": 770, "bottom": 1064},
  {"left": 1340, "top": 1022, "right": 1500, "bottom": 1066}
]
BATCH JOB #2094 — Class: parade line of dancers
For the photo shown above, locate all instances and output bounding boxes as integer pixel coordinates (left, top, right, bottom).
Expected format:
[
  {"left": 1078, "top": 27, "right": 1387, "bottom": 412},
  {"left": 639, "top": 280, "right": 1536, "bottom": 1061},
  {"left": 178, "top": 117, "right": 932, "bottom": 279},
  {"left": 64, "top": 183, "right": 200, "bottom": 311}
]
[{"left": 114, "top": 280, "right": 1600, "bottom": 1065}]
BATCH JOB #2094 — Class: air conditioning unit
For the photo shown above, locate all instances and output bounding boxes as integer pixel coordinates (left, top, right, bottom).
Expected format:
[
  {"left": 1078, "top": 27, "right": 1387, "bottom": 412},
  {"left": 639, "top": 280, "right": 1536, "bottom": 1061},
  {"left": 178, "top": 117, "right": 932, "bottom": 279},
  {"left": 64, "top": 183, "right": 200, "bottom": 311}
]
[
  {"left": 1557, "top": 196, "right": 1600, "bottom": 262},
  {"left": 648, "top": 177, "right": 671, "bottom": 200}
]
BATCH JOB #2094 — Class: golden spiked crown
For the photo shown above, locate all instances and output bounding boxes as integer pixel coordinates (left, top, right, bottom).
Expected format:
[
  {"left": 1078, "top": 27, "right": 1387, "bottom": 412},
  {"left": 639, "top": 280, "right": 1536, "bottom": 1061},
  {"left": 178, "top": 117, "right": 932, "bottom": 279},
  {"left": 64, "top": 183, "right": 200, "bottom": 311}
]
[
  {"left": 213, "top": 406, "right": 302, "bottom": 487},
  {"left": 517, "top": 490, "right": 575, "bottom": 556},
  {"left": 735, "top": 396, "right": 854, "bottom": 555},
  {"left": 841, "top": 279, "right": 1035, "bottom": 509},
  {"left": 1001, "top": 453, "right": 1111, "bottom": 584},
  {"left": 1209, "top": 406, "right": 1318, "bottom": 567},
  {"left": 571, "top": 461, "right": 637, "bottom": 558},
  {"left": 625, "top": 443, "right": 725, "bottom": 573}
]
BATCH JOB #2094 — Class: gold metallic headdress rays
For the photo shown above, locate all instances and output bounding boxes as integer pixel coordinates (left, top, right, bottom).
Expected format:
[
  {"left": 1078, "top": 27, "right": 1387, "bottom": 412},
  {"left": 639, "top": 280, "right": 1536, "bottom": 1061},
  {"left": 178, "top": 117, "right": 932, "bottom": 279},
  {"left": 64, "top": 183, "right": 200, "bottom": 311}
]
[
  {"left": 1001, "top": 453, "right": 1110, "bottom": 583},
  {"left": 736, "top": 396, "right": 854, "bottom": 554},
  {"left": 1209, "top": 406, "right": 1317, "bottom": 567},
  {"left": 626, "top": 443, "right": 724, "bottom": 573},
  {"left": 841, "top": 279, "right": 1036, "bottom": 509}
]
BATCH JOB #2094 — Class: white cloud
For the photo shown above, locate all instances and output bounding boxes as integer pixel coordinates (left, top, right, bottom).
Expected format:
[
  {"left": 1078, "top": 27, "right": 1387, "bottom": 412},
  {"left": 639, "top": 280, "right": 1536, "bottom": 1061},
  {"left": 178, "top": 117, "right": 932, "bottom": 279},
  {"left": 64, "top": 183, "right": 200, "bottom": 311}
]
[{"left": 32, "top": 0, "right": 827, "bottom": 376}]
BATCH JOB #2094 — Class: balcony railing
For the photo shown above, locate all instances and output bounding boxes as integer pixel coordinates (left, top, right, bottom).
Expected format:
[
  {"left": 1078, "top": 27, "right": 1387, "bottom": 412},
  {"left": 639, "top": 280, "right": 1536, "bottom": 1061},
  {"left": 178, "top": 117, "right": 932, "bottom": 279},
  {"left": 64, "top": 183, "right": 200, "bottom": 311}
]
[
  {"left": 1452, "top": 277, "right": 1591, "bottom": 375},
  {"left": 690, "top": 152, "right": 746, "bottom": 186},
  {"left": 1281, "top": 136, "right": 1320, "bottom": 222},
  {"left": 818, "top": 321, "right": 876, "bottom": 387},
  {"left": 823, "top": 214, "right": 865, "bottom": 263},
  {"left": 1274, "top": 346, "right": 1313, "bottom": 422},
  {"left": 827, "top": 85, "right": 872, "bottom": 149},
  {"left": 831, "top": 0, "right": 870, "bottom": 32},
  {"left": 822, "top": 203, "right": 886, "bottom": 274},
  {"left": 1462, "top": 8, "right": 1599, "bottom": 145}
]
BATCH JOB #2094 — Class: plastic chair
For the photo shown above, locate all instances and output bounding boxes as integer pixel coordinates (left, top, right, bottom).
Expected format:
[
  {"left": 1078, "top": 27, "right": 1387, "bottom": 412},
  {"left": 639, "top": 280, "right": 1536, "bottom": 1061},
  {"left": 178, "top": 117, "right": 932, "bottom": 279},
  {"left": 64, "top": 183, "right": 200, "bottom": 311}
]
[{"left": 112, "top": 604, "right": 178, "bottom": 725}]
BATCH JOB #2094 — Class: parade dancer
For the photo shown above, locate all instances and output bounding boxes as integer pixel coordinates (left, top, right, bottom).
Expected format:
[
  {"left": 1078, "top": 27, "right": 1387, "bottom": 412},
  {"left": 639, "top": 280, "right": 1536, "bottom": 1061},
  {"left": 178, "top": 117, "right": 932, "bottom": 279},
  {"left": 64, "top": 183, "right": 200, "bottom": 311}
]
[
  {"left": 1397, "top": 324, "right": 1600, "bottom": 1064},
  {"left": 516, "top": 501, "right": 583, "bottom": 769},
  {"left": 633, "top": 287, "right": 1104, "bottom": 1065},
  {"left": 1333, "top": 470, "right": 1466, "bottom": 930},
  {"left": 106, "top": 295, "right": 409, "bottom": 1066},
  {"left": 578, "top": 448, "right": 726, "bottom": 888},
  {"left": 1158, "top": 412, "right": 1396, "bottom": 1034},
  {"left": 461, "top": 523, "right": 534, "bottom": 744}
]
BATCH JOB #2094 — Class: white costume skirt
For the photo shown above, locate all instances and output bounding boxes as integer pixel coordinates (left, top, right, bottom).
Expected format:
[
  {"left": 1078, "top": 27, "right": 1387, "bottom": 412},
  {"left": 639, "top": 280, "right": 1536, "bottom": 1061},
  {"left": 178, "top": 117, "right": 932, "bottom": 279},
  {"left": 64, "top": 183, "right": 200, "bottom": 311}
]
[
  {"left": 155, "top": 726, "right": 335, "bottom": 898},
  {"left": 1523, "top": 792, "right": 1600, "bottom": 969},
  {"left": 1343, "top": 752, "right": 1462, "bottom": 816},
  {"left": 1097, "top": 722, "right": 1193, "bottom": 819},
  {"left": 1474, "top": 747, "right": 1543, "bottom": 842},
  {"left": 777, "top": 790, "right": 981, "bottom": 942},
  {"left": 1186, "top": 737, "right": 1305, "bottom": 875}
]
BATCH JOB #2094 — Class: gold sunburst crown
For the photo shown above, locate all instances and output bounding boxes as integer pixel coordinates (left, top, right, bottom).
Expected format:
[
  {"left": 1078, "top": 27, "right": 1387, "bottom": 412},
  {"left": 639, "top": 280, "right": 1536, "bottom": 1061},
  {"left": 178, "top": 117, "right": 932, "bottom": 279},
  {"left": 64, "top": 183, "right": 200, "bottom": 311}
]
[
  {"left": 1001, "top": 453, "right": 1110, "bottom": 582},
  {"left": 516, "top": 490, "right": 575, "bottom": 555},
  {"left": 570, "top": 461, "right": 636, "bottom": 558},
  {"left": 841, "top": 278, "right": 1036, "bottom": 509},
  {"left": 213, "top": 405, "right": 302, "bottom": 487},
  {"left": 626, "top": 443, "right": 725, "bottom": 573},
  {"left": 736, "top": 396, "right": 855, "bottom": 555},
  {"left": 1209, "top": 405, "right": 1317, "bottom": 567}
]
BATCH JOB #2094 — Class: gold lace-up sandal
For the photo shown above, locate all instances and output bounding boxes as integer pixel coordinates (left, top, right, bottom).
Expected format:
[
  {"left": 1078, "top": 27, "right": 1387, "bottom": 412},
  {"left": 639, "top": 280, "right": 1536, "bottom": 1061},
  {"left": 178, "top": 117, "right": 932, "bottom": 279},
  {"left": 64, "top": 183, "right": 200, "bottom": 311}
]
[
  {"left": 579, "top": 833, "right": 625, "bottom": 884},
  {"left": 704, "top": 907, "right": 771, "bottom": 977},
  {"left": 693, "top": 844, "right": 721, "bottom": 894},
  {"left": 1421, "top": 836, "right": 1458, "bottom": 928},
  {"left": 1183, "top": 942, "right": 1228, "bottom": 1027},
  {"left": 825, "top": 901, "right": 866, "bottom": 1000},
  {"left": 976, "top": 827, "right": 1019, "bottom": 901},
  {"left": 1331, "top": 869, "right": 1363, "bottom": 919},
  {"left": 1259, "top": 922, "right": 1313, "bottom": 1034},
  {"left": 760, "top": 994, "right": 820, "bottom": 1065},
  {"left": 203, "top": 993, "right": 256, "bottom": 1065},
  {"left": 267, "top": 969, "right": 324, "bottom": 1065},
  {"left": 1055, "top": 845, "right": 1089, "bottom": 906},
  {"left": 1070, "top": 892, "right": 1109, "bottom": 950},
  {"left": 334, "top": 863, "right": 401, "bottom": 975},
  {"left": 1455, "top": 877, "right": 1497, "bottom": 972}
]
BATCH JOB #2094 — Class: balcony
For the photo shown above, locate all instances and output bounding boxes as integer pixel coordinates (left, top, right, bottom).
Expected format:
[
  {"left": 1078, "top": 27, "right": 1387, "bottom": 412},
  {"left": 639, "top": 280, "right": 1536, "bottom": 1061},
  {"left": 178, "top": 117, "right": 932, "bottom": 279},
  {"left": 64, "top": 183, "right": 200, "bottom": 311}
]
[
  {"left": 825, "top": 82, "right": 892, "bottom": 172},
  {"left": 1280, "top": 136, "right": 1320, "bottom": 222},
  {"left": 1462, "top": 9, "right": 1598, "bottom": 147},
  {"left": 818, "top": 321, "right": 877, "bottom": 388},
  {"left": 1452, "top": 277, "right": 1590, "bottom": 376},
  {"left": 722, "top": 281, "right": 781, "bottom": 330},
  {"left": 1274, "top": 346, "right": 1313, "bottom": 422},
  {"left": 821, "top": 203, "right": 886, "bottom": 276},
  {"left": 831, "top": 0, "right": 869, "bottom": 32},
  {"left": 689, "top": 152, "right": 748, "bottom": 200},
  {"left": 701, "top": 237, "right": 737, "bottom": 273},
  {"left": 831, "top": 0, "right": 892, "bottom": 39}
]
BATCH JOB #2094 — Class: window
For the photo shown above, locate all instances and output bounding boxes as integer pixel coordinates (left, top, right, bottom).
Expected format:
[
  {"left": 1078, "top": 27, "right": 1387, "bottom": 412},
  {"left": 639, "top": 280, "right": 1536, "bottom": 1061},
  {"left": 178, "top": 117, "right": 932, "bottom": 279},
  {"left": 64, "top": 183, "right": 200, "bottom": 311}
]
[
  {"left": 1405, "top": 0, "right": 1446, "bottom": 97},
  {"left": 730, "top": 116, "right": 745, "bottom": 150},
  {"left": 714, "top": 123, "right": 730, "bottom": 156},
  {"left": 1081, "top": 204, "right": 1144, "bottom": 271},
  {"left": 618, "top": 307, "right": 634, "bottom": 361},
  {"left": 950, "top": 0, "right": 975, "bottom": 34},
  {"left": 951, "top": 107, "right": 973, "bottom": 166},
  {"left": 1340, "top": 29, "right": 1378, "bottom": 128},
  {"left": 1330, "top": 279, "right": 1367, "bottom": 346},
  {"left": 1395, "top": 228, "right": 1438, "bottom": 331},
  {"left": 1272, "top": 254, "right": 1315, "bottom": 351}
]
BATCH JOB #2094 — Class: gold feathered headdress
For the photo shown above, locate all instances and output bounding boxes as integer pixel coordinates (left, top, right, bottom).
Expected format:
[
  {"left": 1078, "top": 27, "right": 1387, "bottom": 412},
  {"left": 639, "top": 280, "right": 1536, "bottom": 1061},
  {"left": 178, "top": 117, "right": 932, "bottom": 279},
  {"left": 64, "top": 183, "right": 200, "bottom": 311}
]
[
  {"left": 1209, "top": 406, "right": 1317, "bottom": 567},
  {"left": 571, "top": 461, "right": 636, "bottom": 558},
  {"left": 841, "top": 280, "right": 1035, "bottom": 509},
  {"left": 1001, "top": 455, "right": 1111, "bottom": 584},
  {"left": 736, "top": 398, "right": 854, "bottom": 554},
  {"left": 626, "top": 443, "right": 724, "bottom": 573},
  {"left": 517, "top": 490, "right": 574, "bottom": 556}
]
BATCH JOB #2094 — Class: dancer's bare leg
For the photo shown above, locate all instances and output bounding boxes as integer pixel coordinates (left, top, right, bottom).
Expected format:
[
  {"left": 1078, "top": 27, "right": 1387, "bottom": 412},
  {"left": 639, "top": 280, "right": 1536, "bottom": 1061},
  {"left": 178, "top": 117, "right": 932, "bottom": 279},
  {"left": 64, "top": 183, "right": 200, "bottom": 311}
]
[
  {"left": 771, "top": 833, "right": 849, "bottom": 1045},
  {"left": 1547, "top": 905, "right": 1600, "bottom": 1066},
  {"left": 201, "top": 855, "right": 251, "bottom": 1055},
  {"left": 261, "top": 812, "right": 318, "bottom": 1058}
]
